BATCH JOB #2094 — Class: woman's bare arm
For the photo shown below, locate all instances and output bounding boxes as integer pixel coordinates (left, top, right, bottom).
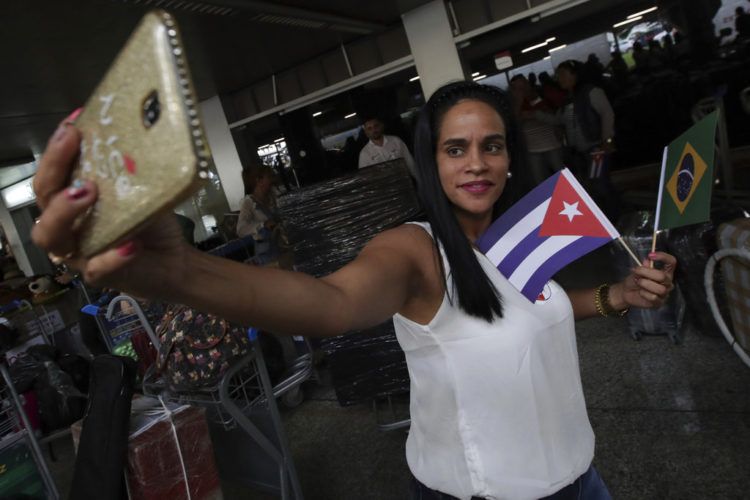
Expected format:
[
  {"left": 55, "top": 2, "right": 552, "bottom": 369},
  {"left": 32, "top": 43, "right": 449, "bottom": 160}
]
[{"left": 168, "top": 226, "right": 424, "bottom": 337}]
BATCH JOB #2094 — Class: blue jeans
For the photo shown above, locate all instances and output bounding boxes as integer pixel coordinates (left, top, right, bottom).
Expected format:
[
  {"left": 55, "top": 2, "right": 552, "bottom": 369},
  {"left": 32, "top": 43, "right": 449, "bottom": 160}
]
[{"left": 410, "top": 465, "right": 612, "bottom": 500}]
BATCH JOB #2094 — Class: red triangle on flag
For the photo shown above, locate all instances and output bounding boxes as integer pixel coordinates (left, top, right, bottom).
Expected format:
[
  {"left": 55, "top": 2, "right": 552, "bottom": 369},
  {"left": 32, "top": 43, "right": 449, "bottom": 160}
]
[{"left": 539, "top": 174, "right": 610, "bottom": 237}]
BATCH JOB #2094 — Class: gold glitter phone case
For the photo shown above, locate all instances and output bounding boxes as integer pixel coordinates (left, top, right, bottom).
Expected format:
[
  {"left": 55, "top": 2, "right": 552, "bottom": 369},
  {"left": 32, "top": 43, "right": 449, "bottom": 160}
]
[{"left": 71, "top": 10, "right": 210, "bottom": 257}]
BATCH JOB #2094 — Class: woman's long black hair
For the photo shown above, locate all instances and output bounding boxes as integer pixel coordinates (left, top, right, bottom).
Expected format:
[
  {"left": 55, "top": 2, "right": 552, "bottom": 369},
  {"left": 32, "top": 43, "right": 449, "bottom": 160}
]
[{"left": 413, "top": 80, "right": 524, "bottom": 322}]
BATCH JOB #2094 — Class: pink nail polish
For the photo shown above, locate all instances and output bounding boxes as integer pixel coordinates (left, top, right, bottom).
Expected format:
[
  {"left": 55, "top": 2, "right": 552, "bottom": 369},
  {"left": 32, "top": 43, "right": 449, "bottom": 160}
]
[
  {"left": 648, "top": 252, "right": 658, "bottom": 258},
  {"left": 66, "top": 186, "right": 88, "bottom": 200},
  {"left": 116, "top": 241, "right": 136, "bottom": 257},
  {"left": 66, "top": 107, "right": 83, "bottom": 124}
]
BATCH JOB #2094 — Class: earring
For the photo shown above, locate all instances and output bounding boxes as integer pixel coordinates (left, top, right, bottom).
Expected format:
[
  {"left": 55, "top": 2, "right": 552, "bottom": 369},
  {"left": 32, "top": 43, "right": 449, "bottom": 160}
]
[{"left": 506, "top": 171, "right": 513, "bottom": 179}]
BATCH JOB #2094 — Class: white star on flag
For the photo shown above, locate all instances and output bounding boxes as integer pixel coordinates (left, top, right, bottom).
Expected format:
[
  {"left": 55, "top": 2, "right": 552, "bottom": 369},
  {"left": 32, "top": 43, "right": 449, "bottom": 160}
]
[{"left": 559, "top": 201, "right": 583, "bottom": 222}]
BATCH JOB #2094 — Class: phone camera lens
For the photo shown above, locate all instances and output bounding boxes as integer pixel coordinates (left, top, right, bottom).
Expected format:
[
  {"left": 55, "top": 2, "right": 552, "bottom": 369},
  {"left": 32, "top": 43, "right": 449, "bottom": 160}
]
[{"left": 142, "top": 90, "right": 160, "bottom": 128}]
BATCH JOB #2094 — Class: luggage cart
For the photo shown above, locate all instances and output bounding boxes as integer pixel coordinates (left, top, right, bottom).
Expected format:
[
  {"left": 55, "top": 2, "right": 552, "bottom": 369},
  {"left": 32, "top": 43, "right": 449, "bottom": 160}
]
[
  {"left": 0, "top": 364, "right": 60, "bottom": 499},
  {"left": 80, "top": 294, "right": 159, "bottom": 360},
  {"left": 705, "top": 249, "right": 750, "bottom": 368},
  {"left": 89, "top": 294, "right": 311, "bottom": 499},
  {"left": 0, "top": 300, "right": 56, "bottom": 353}
]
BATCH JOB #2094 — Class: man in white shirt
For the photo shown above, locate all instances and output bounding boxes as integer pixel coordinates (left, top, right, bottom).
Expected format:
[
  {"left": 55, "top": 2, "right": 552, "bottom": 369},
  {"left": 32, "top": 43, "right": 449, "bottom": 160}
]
[{"left": 358, "top": 117, "right": 416, "bottom": 177}]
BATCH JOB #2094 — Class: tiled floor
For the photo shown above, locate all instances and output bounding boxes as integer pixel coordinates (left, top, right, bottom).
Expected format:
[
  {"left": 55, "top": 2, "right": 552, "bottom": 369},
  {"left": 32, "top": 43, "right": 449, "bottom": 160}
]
[{"left": 46, "top": 247, "right": 750, "bottom": 499}]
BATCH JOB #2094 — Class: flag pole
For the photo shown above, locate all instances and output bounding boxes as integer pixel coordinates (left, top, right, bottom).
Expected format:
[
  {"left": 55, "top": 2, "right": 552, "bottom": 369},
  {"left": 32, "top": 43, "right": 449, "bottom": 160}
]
[
  {"left": 651, "top": 146, "right": 669, "bottom": 268},
  {"left": 617, "top": 237, "right": 642, "bottom": 267}
]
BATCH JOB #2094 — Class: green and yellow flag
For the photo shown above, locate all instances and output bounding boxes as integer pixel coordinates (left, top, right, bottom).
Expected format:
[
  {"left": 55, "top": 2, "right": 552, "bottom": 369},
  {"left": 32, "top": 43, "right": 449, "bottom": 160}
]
[{"left": 655, "top": 111, "right": 719, "bottom": 230}]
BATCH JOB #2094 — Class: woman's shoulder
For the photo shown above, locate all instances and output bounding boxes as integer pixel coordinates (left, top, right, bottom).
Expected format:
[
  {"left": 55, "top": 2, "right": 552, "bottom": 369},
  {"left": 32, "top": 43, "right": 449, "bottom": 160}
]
[
  {"left": 362, "top": 223, "right": 436, "bottom": 265},
  {"left": 372, "top": 222, "right": 433, "bottom": 247},
  {"left": 363, "top": 223, "right": 441, "bottom": 289}
]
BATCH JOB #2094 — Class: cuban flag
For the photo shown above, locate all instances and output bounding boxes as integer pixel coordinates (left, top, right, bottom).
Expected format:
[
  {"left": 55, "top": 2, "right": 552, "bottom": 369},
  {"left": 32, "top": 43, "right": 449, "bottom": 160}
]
[{"left": 477, "top": 168, "right": 620, "bottom": 302}]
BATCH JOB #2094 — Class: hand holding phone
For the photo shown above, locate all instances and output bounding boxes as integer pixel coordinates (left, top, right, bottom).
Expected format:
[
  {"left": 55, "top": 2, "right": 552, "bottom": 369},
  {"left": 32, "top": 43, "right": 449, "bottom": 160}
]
[{"left": 70, "top": 10, "right": 210, "bottom": 257}]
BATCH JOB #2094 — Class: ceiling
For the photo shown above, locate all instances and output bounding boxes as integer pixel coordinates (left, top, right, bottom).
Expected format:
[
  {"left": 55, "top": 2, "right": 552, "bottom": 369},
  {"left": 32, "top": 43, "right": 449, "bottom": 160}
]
[{"left": 0, "top": 0, "right": 429, "bottom": 170}]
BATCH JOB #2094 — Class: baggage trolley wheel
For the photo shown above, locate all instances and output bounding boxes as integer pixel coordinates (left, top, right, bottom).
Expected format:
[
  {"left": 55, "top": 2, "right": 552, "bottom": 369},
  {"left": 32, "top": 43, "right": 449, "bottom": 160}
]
[{"left": 281, "top": 386, "right": 304, "bottom": 408}]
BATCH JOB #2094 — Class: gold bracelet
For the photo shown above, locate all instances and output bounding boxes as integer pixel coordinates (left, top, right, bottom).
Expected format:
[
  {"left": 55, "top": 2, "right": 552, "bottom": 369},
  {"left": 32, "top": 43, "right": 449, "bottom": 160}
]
[{"left": 594, "top": 284, "right": 629, "bottom": 317}]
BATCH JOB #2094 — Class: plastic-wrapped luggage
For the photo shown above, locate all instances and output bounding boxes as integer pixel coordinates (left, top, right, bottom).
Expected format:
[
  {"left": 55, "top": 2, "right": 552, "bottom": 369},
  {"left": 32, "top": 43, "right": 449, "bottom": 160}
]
[
  {"left": 277, "top": 160, "right": 420, "bottom": 405},
  {"left": 613, "top": 211, "right": 685, "bottom": 343},
  {"left": 666, "top": 206, "right": 746, "bottom": 337},
  {"left": 716, "top": 216, "right": 750, "bottom": 350}
]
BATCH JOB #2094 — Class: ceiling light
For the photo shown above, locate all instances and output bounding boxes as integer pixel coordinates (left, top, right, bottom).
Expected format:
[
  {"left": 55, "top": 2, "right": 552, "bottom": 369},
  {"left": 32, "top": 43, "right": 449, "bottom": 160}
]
[
  {"left": 471, "top": 72, "right": 480, "bottom": 77},
  {"left": 313, "top": 111, "right": 322, "bottom": 117},
  {"left": 614, "top": 16, "right": 641, "bottom": 28},
  {"left": 546, "top": 37, "right": 556, "bottom": 42},
  {"left": 409, "top": 75, "right": 420, "bottom": 82},
  {"left": 345, "top": 112, "right": 357, "bottom": 119},
  {"left": 548, "top": 44, "right": 567, "bottom": 53},
  {"left": 628, "top": 7, "right": 657, "bottom": 19},
  {"left": 273, "top": 137, "right": 284, "bottom": 143},
  {"left": 521, "top": 41, "right": 549, "bottom": 53},
  {"left": 473, "top": 74, "right": 487, "bottom": 81}
]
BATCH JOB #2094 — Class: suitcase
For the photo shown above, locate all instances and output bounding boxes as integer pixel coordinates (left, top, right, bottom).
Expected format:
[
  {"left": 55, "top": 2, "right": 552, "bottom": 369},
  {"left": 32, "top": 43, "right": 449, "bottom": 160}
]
[
  {"left": 614, "top": 211, "right": 685, "bottom": 343},
  {"left": 716, "top": 217, "right": 750, "bottom": 350}
]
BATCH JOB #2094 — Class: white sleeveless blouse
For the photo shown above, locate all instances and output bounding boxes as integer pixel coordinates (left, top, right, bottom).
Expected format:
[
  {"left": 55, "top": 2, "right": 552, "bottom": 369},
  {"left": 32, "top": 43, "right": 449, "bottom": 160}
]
[{"left": 393, "top": 222, "right": 594, "bottom": 500}]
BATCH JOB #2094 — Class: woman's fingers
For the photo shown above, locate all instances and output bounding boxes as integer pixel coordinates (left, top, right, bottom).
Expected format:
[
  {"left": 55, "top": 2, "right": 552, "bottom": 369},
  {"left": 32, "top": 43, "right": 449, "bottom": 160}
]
[
  {"left": 33, "top": 110, "right": 82, "bottom": 209},
  {"left": 629, "top": 252, "right": 679, "bottom": 305},
  {"left": 633, "top": 262, "right": 674, "bottom": 288},
  {"left": 31, "top": 179, "right": 97, "bottom": 257},
  {"left": 80, "top": 241, "right": 140, "bottom": 288},
  {"left": 648, "top": 251, "right": 677, "bottom": 275},
  {"left": 634, "top": 275, "right": 669, "bottom": 297}
]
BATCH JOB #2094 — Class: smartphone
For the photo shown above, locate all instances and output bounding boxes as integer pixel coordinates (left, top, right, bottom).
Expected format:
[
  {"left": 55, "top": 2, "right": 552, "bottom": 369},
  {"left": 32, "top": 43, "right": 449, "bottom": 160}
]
[{"left": 70, "top": 10, "right": 210, "bottom": 257}]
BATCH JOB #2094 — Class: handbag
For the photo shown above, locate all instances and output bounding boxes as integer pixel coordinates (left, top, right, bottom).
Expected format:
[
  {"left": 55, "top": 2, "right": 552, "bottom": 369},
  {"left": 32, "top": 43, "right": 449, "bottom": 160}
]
[{"left": 156, "top": 306, "right": 250, "bottom": 391}]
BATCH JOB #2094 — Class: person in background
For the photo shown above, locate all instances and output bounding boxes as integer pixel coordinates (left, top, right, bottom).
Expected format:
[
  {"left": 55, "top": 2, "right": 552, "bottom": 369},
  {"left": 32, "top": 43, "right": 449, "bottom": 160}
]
[
  {"left": 648, "top": 39, "right": 668, "bottom": 68},
  {"left": 606, "top": 51, "right": 630, "bottom": 89},
  {"left": 555, "top": 60, "right": 615, "bottom": 169},
  {"left": 538, "top": 71, "right": 567, "bottom": 110},
  {"left": 509, "top": 74, "right": 564, "bottom": 187},
  {"left": 358, "top": 115, "right": 416, "bottom": 177},
  {"left": 555, "top": 60, "right": 618, "bottom": 217},
  {"left": 661, "top": 34, "right": 676, "bottom": 64},
  {"left": 631, "top": 41, "right": 652, "bottom": 75},
  {"left": 32, "top": 80, "right": 676, "bottom": 500},
  {"left": 236, "top": 166, "right": 283, "bottom": 264},
  {"left": 671, "top": 31, "right": 691, "bottom": 62},
  {"left": 527, "top": 71, "right": 540, "bottom": 94},
  {"left": 583, "top": 53, "right": 605, "bottom": 87}
]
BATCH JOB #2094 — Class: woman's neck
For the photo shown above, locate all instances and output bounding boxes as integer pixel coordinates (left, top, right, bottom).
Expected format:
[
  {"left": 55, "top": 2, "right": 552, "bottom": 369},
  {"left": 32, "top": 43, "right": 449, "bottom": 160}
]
[{"left": 456, "top": 211, "right": 493, "bottom": 243}]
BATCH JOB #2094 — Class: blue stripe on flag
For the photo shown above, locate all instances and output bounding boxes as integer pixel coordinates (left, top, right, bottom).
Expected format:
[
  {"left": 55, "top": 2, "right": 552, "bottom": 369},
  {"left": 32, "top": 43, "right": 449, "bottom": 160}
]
[
  {"left": 519, "top": 236, "right": 612, "bottom": 301},
  {"left": 498, "top": 226, "right": 548, "bottom": 275},
  {"left": 477, "top": 171, "right": 560, "bottom": 251}
]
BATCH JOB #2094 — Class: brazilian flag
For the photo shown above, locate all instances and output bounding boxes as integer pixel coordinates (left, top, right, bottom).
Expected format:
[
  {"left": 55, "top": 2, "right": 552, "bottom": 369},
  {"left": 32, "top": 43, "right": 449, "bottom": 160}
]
[{"left": 656, "top": 110, "right": 719, "bottom": 230}]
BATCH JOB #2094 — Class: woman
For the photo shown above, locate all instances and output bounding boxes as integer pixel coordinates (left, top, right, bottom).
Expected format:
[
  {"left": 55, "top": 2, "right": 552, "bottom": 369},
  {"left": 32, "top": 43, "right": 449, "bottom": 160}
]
[
  {"left": 236, "top": 165, "right": 282, "bottom": 263},
  {"left": 555, "top": 60, "right": 618, "bottom": 218},
  {"left": 32, "top": 81, "right": 675, "bottom": 499},
  {"left": 555, "top": 60, "right": 615, "bottom": 166}
]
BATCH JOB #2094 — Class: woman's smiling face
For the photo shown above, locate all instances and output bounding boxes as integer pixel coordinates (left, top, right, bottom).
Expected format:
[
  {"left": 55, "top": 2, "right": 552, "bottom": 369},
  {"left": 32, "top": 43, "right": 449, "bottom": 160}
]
[{"left": 435, "top": 99, "right": 509, "bottom": 224}]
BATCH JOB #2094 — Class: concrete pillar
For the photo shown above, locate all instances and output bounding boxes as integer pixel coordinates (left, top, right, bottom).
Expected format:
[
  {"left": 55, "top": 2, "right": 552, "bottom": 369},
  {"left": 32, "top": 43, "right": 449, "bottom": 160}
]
[
  {"left": 200, "top": 96, "right": 245, "bottom": 211},
  {"left": 402, "top": 0, "right": 465, "bottom": 100},
  {"left": 0, "top": 201, "right": 53, "bottom": 277}
]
